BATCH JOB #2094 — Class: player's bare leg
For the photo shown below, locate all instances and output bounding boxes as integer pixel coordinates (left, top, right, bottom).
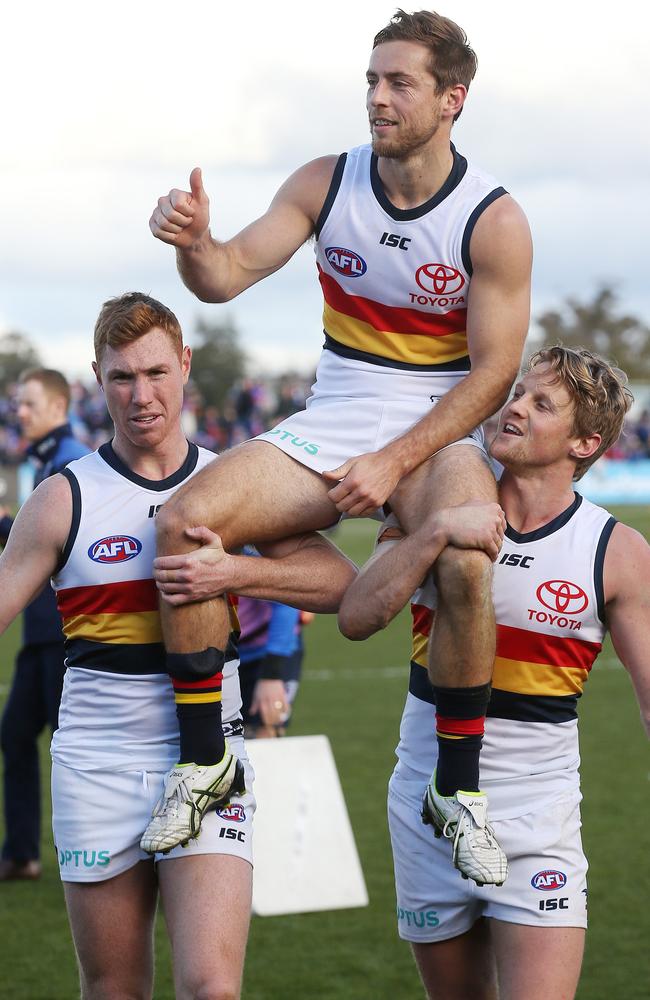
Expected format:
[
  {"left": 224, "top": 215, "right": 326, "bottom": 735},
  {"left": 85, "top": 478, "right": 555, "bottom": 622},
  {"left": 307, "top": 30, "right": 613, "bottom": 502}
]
[
  {"left": 63, "top": 861, "right": 158, "bottom": 999},
  {"left": 411, "top": 918, "right": 497, "bottom": 1000},
  {"left": 157, "top": 441, "right": 338, "bottom": 654},
  {"left": 491, "top": 921, "right": 585, "bottom": 1000},
  {"left": 391, "top": 444, "right": 497, "bottom": 691},
  {"left": 159, "top": 853, "right": 252, "bottom": 1000},
  {"left": 391, "top": 444, "right": 506, "bottom": 885},
  {"left": 142, "top": 442, "right": 338, "bottom": 853}
]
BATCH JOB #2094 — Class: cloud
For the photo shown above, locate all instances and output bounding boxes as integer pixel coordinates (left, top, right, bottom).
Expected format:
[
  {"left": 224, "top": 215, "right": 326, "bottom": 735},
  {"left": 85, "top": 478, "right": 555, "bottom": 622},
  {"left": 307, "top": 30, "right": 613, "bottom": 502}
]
[{"left": 1, "top": 0, "right": 649, "bottom": 370}]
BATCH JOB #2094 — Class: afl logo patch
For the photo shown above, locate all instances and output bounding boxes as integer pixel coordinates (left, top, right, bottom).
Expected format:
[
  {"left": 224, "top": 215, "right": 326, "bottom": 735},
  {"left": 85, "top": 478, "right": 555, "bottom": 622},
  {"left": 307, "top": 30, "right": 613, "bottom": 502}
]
[
  {"left": 325, "top": 247, "right": 367, "bottom": 277},
  {"left": 88, "top": 535, "right": 142, "bottom": 563},
  {"left": 415, "top": 263, "right": 465, "bottom": 295},
  {"left": 217, "top": 803, "right": 246, "bottom": 823},
  {"left": 536, "top": 580, "right": 588, "bottom": 615},
  {"left": 531, "top": 870, "right": 567, "bottom": 891}
]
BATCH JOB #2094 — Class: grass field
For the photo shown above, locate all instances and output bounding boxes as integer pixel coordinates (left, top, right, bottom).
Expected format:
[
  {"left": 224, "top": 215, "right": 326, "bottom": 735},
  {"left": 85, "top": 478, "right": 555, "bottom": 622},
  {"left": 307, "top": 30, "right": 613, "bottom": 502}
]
[{"left": 0, "top": 510, "right": 648, "bottom": 999}]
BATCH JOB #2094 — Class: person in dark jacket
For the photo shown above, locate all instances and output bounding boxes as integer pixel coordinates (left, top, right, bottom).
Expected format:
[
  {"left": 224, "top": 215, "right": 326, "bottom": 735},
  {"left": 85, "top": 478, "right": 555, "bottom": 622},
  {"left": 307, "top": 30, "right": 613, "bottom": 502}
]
[{"left": 0, "top": 368, "right": 89, "bottom": 880}]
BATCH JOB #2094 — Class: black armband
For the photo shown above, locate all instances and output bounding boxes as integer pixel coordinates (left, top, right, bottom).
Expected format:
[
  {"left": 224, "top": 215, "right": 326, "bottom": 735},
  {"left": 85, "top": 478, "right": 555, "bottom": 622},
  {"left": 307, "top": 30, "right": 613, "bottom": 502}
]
[{"left": 259, "top": 653, "right": 289, "bottom": 681}]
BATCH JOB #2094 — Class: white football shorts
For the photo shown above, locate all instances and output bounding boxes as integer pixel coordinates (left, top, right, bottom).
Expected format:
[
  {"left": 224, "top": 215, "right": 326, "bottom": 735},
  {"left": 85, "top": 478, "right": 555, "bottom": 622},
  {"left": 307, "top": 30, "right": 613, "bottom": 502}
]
[
  {"left": 255, "top": 350, "right": 484, "bottom": 474},
  {"left": 52, "top": 734, "right": 255, "bottom": 883},
  {"left": 388, "top": 765, "right": 588, "bottom": 942}
]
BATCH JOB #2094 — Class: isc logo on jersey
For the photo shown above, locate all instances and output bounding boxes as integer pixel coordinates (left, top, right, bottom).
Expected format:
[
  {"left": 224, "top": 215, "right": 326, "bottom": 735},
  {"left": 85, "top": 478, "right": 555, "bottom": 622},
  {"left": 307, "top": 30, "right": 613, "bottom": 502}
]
[
  {"left": 88, "top": 535, "right": 142, "bottom": 563},
  {"left": 325, "top": 247, "right": 367, "bottom": 277},
  {"left": 531, "top": 870, "right": 567, "bottom": 891}
]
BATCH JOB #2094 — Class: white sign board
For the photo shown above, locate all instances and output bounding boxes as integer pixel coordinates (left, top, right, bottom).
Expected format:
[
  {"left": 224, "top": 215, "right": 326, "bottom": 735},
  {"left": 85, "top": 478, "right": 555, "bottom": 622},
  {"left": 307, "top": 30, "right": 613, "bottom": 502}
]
[{"left": 245, "top": 735, "right": 369, "bottom": 917}]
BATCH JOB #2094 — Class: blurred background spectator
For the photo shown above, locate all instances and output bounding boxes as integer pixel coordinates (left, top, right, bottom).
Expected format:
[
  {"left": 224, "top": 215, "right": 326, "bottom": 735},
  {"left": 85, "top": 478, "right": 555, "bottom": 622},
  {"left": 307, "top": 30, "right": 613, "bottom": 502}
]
[
  {"left": 0, "top": 371, "right": 314, "bottom": 464},
  {"left": 1, "top": 369, "right": 649, "bottom": 467},
  {"left": 0, "top": 369, "right": 89, "bottom": 881}
]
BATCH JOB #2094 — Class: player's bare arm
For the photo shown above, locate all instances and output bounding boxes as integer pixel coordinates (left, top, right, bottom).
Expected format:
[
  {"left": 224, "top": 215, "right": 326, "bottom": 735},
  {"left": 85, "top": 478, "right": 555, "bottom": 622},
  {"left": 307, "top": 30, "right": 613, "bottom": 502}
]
[
  {"left": 153, "top": 525, "right": 357, "bottom": 611},
  {"left": 339, "top": 501, "right": 505, "bottom": 639},
  {"left": 603, "top": 522, "right": 650, "bottom": 737},
  {"left": 324, "top": 196, "right": 532, "bottom": 515},
  {"left": 0, "top": 475, "right": 72, "bottom": 634},
  {"left": 150, "top": 158, "right": 338, "bottom": 303}
]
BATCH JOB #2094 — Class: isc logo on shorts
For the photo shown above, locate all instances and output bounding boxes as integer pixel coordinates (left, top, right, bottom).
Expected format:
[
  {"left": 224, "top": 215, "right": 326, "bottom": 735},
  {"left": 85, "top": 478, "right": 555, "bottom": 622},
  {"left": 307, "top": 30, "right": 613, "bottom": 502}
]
[
  {"left": 531, "top": 869, "right": 567, "bottom": 891},
  {"left": 88, "top": 535, "right": 142, "bottom": 563}
]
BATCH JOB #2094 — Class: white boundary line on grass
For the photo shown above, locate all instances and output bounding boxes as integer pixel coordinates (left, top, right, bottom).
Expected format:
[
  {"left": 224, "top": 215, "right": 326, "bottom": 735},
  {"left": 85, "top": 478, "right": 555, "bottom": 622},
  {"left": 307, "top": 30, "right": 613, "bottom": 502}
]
[{"left": 305, "top": 666, "right": 406, "bottom": 682}]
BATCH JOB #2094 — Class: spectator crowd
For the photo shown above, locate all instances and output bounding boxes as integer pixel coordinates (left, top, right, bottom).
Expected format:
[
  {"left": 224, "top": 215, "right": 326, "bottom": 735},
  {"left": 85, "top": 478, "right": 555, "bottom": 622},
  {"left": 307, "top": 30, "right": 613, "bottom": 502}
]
[
  {"left": 0, "top": 374, "right": 313, "bottom": 465},
  {"left": 1, "top": 373, "right": 649, "bottom": 467}
]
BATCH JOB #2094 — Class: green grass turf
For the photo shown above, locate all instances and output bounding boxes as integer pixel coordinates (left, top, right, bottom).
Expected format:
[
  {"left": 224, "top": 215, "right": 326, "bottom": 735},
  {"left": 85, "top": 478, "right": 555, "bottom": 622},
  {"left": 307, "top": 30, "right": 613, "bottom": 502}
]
[{"left": 0, "top": 508, "right": 648, "bottom": 999}]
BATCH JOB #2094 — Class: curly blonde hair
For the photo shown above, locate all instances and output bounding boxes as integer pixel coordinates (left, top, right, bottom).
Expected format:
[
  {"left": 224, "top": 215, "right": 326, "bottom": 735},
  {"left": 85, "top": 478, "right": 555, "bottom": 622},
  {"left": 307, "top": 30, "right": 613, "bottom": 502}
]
[{"left": 528, "top": 346, "right": 633, "bottom": 479}]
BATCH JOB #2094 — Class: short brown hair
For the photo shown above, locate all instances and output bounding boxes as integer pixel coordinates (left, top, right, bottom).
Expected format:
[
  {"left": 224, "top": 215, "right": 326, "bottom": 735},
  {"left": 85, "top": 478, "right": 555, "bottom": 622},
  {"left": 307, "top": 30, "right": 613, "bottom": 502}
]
[
  {"left": 373, "top": 9, "right": 477, "bottom": 119},
  {"left": 527, "top": 346, "right": 633, "bottom": 480},
  {"left": 19, "top": 367, "right": 71, "bottom": 408},
  {"left": 94, "top": 292, "right": 183, "bottom": 364}
]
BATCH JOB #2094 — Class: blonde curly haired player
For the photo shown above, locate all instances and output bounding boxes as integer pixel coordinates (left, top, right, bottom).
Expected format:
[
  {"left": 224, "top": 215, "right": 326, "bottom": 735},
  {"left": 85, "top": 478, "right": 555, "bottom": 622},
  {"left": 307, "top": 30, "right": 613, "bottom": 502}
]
[{"left": 338, "top": 346, "right": 647, "bottom": 1000}]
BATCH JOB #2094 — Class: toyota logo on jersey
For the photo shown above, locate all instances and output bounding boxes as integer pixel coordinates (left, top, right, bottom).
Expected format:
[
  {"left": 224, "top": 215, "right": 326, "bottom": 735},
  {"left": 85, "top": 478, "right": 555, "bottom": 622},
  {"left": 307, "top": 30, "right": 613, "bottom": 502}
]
[
  {"left": 415, "top": 263, "right": 465, "bottom": 295},
  {"left": 536, "top": 580, "right": 588, "bottom": 615}
]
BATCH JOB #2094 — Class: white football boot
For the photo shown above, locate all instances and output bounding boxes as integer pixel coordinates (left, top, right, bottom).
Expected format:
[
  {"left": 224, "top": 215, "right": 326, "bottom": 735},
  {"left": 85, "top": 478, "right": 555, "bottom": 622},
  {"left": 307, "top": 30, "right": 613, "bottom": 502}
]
[
  {"left": 141, "top": 750, "right": 245, "bottom": 854},
  {"left": 422, "top": 773, "right": 508, "bottom": 887}
]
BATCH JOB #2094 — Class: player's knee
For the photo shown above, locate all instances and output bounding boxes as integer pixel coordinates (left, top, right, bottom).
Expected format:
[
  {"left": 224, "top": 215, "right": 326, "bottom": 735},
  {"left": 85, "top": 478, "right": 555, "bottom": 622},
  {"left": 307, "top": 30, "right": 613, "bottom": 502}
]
[
  {"left": 155, "top": 488, "right": 232, "bottom": 553},
  {"left": 166, "top": 648, "right": 225, "bottom": 682},
  {"left": 80, "top": 969, "right": 150, "bottom": 1000},
  {"left": 434, "top": 546, "right": 492, "bottom": 604},
  {"left": 155, "top": 492, "right": 205, "bottom": 551},
  {"left": 177, "top": 973, "right": 240, "bottom": 1000}
]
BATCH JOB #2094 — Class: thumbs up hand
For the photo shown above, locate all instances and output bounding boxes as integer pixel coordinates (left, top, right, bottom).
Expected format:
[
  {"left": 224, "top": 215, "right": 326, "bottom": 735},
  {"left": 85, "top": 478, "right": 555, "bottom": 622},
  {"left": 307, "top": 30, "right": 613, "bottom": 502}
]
[{"left": 149, "top": 166, "right": 211, "bottom": 247}]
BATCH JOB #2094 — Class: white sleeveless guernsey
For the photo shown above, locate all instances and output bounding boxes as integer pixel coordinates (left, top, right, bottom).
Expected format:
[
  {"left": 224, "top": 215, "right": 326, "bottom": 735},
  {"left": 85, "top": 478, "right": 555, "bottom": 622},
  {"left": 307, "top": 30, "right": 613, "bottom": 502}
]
[
  {"left": 315, "top": 143, "right": 506, "bottom": 371},
  {"left": 255, "top": 144, "right": 498, "bottom": 472},
  {"left": 400, "top": 493, "right": 615, "bottom": 818},
  {"left": 50, "top": 442, "right": 241, "bottom": 771}
]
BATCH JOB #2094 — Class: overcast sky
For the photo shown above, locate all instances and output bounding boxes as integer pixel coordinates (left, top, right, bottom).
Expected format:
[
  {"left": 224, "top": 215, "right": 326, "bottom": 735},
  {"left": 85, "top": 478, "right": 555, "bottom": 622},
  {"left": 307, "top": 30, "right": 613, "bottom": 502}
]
[{"left": 1, "top": 0, "right": 649, "bottom": 379}]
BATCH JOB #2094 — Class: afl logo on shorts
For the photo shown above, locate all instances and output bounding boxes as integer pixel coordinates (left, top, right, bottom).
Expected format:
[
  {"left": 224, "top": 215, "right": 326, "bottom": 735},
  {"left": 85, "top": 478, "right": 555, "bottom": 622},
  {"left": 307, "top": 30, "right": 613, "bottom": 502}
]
[
  {"left": 536, "top": 580, "right": 588, "bottom": 615},
  {"left": 325, "top": 247, "right": 367, "bottom": 277},
  {"left": 217, "top": 803, "right": 246, "bottom": 823},
  {"left": 88, "top": 535, "right": 142, "bottom": 563},
  {"left": 531, "top": 870, "right": 567, "bottom": 891},
  {"left": 415, "top": 263, "right": 465, "bottom": 295}
]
